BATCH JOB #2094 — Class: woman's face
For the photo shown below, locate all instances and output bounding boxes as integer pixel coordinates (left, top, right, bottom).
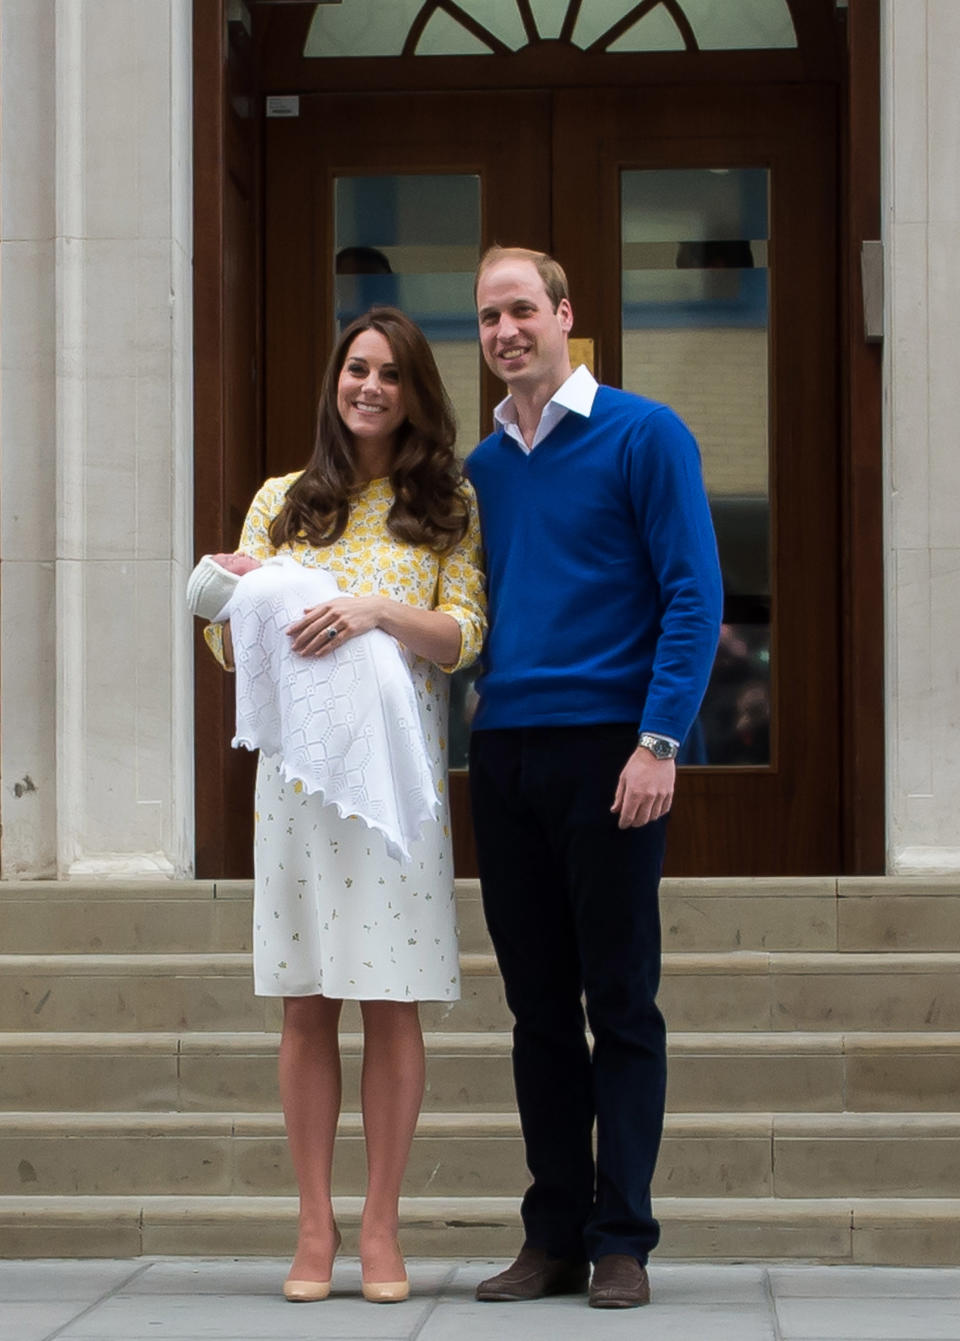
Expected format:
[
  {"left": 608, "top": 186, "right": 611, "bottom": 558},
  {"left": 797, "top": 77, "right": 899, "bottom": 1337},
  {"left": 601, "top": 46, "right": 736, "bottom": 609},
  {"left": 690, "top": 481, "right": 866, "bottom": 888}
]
[{"left": 336, "top": 329, "right": 407, "bottom": 447}]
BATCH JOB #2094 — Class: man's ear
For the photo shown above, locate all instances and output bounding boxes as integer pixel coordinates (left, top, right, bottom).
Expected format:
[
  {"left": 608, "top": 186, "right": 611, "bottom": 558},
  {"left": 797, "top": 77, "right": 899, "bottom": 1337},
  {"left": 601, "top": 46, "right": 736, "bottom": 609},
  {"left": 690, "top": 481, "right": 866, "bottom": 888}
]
[{"left": 557, "top": 297, "right": 574, "bottom": 333}]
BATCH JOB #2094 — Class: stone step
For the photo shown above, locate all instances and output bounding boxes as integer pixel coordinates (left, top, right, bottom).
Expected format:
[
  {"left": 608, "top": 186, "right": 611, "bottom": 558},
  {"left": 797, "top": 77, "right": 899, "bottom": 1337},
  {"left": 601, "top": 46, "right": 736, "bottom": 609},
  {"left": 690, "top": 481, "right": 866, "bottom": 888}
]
[
  {"left": 4, "top": 950, "right": 960, "bottom": 1032},
  {"left": 667, "top": 1031, "right": 960, "bottom": 1113},
  {"left": 664, "top": 876, "right": 960, "bottom": 953},
  {"left": 1, "top": 1193, "right": 958, "bottom": 1265},
  {"left": 0, "top": 882, "right": 253, "bottom": 956},
  {"left": 3, "top": 1111, "right": 960, "bottom": 1201},
  {"left": 3, "top": 1030, "right": 959, "bottom": 1114},
  {"left": 4, "top": 877, "right": 960, "bottom": 953}
]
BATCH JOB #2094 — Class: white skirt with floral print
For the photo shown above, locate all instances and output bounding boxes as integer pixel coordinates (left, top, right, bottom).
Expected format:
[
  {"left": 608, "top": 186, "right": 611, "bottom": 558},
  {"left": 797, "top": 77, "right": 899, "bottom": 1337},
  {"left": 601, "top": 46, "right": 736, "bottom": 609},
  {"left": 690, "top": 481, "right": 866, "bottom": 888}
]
[{"left": 251, "top": 660, "right": 460, "bottom": 1002}]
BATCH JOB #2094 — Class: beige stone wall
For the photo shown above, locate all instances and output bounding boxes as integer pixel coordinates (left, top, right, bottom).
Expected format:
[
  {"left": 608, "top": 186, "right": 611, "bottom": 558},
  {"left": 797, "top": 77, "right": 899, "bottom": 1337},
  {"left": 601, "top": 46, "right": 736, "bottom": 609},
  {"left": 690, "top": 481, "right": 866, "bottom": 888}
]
[
  {"left": 0, "top": 0, "right": 58, "bottom": 875},
  {"left": 883, "top": 0, "right": 960, "bottom": 871},
  {"left": 0, "top": 0, "right": 194, "bottom": 878}
]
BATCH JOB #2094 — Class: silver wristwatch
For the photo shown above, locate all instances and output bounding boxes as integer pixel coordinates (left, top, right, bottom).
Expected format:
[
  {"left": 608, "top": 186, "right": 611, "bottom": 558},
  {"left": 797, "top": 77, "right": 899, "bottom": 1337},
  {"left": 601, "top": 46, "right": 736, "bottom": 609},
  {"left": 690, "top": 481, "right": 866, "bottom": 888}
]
[{"left": 638, "top": 732, "right": 679, "bottom": 761}]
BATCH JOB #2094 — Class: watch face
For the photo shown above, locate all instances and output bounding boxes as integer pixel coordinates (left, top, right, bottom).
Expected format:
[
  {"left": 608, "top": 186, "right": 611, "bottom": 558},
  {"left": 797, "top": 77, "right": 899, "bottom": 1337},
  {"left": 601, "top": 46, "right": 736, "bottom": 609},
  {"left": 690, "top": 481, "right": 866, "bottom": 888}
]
[{"left": 642, "top": 734, "right": 676, "bottom": 760}]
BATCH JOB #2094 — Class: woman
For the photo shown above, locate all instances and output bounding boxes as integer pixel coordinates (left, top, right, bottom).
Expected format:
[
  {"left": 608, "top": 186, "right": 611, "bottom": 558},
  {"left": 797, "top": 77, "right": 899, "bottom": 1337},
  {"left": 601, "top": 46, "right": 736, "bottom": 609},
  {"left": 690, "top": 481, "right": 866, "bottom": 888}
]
[{"left": 204, "top": 308, "right": 485, "bottom": 1302}]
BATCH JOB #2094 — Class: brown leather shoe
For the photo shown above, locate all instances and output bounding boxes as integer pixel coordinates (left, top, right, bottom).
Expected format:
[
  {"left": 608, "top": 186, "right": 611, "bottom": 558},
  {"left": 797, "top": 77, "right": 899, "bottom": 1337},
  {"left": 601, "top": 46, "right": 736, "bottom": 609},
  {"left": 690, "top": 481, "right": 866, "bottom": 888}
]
[
  {"left": 588, "top": 1254, "right": 651, "bottom": 1308},
  {"left": 475, "top": 1245, "right": 589, "bottom": 1302}
]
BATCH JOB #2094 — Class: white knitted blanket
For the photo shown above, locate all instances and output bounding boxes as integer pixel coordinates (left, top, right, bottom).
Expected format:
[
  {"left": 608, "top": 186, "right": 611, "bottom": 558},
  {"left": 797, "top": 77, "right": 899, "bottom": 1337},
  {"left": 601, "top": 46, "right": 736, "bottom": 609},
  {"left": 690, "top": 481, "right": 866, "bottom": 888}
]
[{"left": 221, "top": 556, "right": 439, "bottom": 863}]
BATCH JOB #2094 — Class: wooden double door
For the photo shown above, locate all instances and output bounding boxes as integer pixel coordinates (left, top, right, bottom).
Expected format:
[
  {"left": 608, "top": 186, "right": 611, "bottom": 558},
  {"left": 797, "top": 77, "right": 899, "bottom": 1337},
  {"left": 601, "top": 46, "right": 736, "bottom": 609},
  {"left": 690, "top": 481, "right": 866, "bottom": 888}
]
[{"left": 254, "top": 81, "right": 839, "bottom": 876}]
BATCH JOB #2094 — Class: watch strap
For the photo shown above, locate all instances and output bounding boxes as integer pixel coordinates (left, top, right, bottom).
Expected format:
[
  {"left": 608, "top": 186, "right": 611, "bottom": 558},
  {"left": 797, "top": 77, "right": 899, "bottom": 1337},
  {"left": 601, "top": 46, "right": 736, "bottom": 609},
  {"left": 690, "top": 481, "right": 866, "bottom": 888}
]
[{"left": 638, "top": 731, "right": 680, "bottom": 760}]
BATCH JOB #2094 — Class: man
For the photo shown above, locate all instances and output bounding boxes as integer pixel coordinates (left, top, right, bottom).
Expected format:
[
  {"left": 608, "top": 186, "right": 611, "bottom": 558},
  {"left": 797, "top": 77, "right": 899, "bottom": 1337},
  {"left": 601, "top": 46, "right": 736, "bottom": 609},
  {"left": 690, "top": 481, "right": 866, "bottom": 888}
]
[{"left": 465, "top": 247, "right": 723, "bottom": 1309}]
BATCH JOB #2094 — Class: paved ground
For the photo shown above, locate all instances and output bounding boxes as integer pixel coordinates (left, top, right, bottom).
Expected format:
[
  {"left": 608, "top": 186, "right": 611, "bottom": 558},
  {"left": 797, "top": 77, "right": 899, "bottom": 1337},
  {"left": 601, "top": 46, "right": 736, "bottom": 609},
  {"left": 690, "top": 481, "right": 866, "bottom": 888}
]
[{"left": 2, "top": 1259, "right": 960, "bottom": 1340}]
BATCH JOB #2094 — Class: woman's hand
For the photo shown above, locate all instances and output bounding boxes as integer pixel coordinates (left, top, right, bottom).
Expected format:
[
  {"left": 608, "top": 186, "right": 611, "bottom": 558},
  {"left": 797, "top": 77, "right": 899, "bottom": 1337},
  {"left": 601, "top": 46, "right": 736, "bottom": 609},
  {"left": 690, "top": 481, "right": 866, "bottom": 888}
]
[
  {"left": 288, "top": 594, "right": 462, "bottom": 666},
  {"left": 287, "top": 596, "right": 387, "bottom": 658}
]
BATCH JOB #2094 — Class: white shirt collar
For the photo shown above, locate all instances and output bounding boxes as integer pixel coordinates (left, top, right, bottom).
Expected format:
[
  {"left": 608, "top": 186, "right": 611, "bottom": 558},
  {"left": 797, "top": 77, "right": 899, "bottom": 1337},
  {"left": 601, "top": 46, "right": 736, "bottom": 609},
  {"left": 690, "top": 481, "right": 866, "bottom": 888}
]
[{"left": 493, "top": 364, "right": 599, "bottom": 453}]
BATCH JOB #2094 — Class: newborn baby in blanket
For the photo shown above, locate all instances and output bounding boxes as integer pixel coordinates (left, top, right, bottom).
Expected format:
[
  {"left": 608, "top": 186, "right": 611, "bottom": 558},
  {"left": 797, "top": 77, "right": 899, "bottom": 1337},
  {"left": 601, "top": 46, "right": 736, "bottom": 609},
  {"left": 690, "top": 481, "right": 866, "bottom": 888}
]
[{"left": 186, "top": 553, "right": 438, "bottom": 862}]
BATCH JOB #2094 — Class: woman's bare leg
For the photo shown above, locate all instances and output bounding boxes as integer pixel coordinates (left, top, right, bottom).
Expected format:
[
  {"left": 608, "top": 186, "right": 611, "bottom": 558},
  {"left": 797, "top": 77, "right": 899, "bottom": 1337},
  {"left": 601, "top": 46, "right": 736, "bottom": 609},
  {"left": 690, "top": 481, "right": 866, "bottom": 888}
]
[
  {"left": 357, "top": 999, "right": 425, "bottom": 1282},
  {"left": 279, "top": 994, "right": 344, "bottom": 1282}
]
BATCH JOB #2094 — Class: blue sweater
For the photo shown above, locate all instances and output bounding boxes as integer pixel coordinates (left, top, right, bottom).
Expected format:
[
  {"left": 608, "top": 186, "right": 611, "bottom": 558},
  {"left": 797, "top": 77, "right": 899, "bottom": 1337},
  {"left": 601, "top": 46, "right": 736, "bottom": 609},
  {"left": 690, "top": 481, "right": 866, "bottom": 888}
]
[{"left": 465, "top": 386, "right": 723, "bottom": 741}]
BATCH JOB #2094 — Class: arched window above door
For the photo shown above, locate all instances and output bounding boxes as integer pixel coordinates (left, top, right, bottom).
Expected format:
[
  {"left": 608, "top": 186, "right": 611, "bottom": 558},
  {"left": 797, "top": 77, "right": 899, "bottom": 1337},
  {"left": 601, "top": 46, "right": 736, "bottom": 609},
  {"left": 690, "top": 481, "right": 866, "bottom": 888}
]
[{"left": 303, "top": 0, "right": 798, "bottom": 59}]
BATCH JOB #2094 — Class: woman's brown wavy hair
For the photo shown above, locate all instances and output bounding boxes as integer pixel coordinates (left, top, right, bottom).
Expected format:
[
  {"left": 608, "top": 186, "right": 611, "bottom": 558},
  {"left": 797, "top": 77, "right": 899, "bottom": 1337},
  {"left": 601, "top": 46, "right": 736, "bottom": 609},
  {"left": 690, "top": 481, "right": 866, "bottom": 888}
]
[{"left": 269, "top": 308, "right": 469, "bottom": 554}]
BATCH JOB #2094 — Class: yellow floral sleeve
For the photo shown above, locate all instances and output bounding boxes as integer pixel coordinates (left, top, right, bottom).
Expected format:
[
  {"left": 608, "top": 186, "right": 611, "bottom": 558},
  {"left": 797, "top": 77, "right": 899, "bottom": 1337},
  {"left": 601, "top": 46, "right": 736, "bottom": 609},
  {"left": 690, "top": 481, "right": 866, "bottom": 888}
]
[
  {"left": 201, "top": 622, "right": 231, "bottom": 669},
  {"left": 435, "top": 481, "right": 487, "bottom": 674},
  {"left": 202, "top": 474, "right": 299, "bottom": 669}
]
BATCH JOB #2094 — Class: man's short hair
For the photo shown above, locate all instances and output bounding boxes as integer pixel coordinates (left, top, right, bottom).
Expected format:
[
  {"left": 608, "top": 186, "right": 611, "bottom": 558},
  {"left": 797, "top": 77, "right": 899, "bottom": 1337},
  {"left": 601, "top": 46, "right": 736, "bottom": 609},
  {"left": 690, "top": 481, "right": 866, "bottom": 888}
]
[{"left": 475, "top": 246, "right": 570, "bottom": 313}]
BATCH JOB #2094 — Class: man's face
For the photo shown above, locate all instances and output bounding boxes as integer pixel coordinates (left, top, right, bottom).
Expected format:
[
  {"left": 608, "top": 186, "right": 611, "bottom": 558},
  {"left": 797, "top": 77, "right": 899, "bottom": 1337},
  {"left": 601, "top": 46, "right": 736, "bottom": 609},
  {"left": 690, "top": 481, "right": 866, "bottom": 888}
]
[{"left": 476, "top": 259, "right": 573, "bottom": 394}]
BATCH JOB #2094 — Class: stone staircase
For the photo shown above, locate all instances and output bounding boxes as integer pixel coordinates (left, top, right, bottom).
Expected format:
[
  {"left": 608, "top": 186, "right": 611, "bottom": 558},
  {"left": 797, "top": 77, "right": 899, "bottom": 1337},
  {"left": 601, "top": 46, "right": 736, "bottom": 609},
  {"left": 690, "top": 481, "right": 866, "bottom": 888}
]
[{"left": 1, "top": 876, "right": 959, "bottom": 1262}]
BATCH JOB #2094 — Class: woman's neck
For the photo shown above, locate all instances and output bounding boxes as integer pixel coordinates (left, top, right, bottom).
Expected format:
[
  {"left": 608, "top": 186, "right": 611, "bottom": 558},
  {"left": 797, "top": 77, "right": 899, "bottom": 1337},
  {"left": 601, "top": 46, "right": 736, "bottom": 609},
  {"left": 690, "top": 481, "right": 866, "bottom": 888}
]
[{"left": 352, "top": 437, "right": 395, "bottom": 484}]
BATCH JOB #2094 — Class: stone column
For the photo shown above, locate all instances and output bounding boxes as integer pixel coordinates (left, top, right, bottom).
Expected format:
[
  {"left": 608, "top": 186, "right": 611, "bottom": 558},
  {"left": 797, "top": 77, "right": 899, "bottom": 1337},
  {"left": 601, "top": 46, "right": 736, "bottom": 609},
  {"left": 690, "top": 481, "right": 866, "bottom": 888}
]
[
  {"left": 0, "top": 0, "right": 194, "bottom": 878},
  {"left": 0, "top": 1, "right": 58, "bottom": 875},
  {"left": 884, "top": 0, "right": 960, "bottom": 871}
]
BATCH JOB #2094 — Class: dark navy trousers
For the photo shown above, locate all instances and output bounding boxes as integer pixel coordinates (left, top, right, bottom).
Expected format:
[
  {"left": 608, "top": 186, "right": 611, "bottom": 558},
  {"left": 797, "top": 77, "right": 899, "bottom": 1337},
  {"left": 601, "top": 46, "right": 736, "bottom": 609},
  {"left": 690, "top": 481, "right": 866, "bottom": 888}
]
[{"left": 469, "top": 724, "right": 668, "bottom": 1265}]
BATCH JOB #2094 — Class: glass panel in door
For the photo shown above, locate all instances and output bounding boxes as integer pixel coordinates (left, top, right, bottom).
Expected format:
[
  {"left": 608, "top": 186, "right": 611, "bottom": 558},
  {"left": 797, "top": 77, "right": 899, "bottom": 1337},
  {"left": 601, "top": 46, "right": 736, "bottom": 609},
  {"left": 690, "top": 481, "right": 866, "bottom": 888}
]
[
  {"left": 333, "top": 173, "right": 482, "bottom": 767},
  {"left": 621, "top": 167, "right": 771, "bottom": 766}
]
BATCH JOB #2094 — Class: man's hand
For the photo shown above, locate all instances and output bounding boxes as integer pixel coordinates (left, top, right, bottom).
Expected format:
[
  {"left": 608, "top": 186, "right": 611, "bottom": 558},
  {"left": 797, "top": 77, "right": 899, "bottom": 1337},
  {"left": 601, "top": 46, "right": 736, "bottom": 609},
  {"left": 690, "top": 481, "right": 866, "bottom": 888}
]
[{"left": 611, "top": 745, "right": 675, "bottom": 829}]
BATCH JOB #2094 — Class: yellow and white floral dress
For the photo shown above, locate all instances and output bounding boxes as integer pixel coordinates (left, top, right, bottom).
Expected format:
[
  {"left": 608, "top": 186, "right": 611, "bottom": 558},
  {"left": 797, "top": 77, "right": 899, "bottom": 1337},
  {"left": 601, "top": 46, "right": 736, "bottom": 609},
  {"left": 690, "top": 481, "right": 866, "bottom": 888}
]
[{"left": 206, "top": 472, "right": 486, "bottom": 1001}]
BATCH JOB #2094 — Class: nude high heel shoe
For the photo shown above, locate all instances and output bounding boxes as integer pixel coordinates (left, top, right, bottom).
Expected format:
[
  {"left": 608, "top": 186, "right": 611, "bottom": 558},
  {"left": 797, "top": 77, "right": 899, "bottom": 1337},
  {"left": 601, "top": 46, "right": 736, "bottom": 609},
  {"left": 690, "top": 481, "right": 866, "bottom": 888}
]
[
  {"left": 361, "top": 1243, "right": 409, "bottom": 1302},
  {"left": 283, "top": 1228, "right": 341, "bottom": 1302},
  {"left": 283, "top": 1278, "right": 332, "bottom": 1303},
  {"left": 361, "top": 1277, "right": 410, "bottom": 1303}
]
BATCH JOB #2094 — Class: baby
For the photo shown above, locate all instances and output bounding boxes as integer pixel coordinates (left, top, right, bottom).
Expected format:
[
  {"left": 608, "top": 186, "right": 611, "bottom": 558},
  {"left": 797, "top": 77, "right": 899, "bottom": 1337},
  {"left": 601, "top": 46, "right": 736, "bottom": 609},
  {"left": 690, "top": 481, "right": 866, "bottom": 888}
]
[
  {"left": 185, "top": 551, "right": 261, "bottom": 623},
  {"left": 185, "top": 550, "right": 438, "bottom": 862},
  {"left": 212, "top": 552, "right": 260, "bottom": 574}
]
